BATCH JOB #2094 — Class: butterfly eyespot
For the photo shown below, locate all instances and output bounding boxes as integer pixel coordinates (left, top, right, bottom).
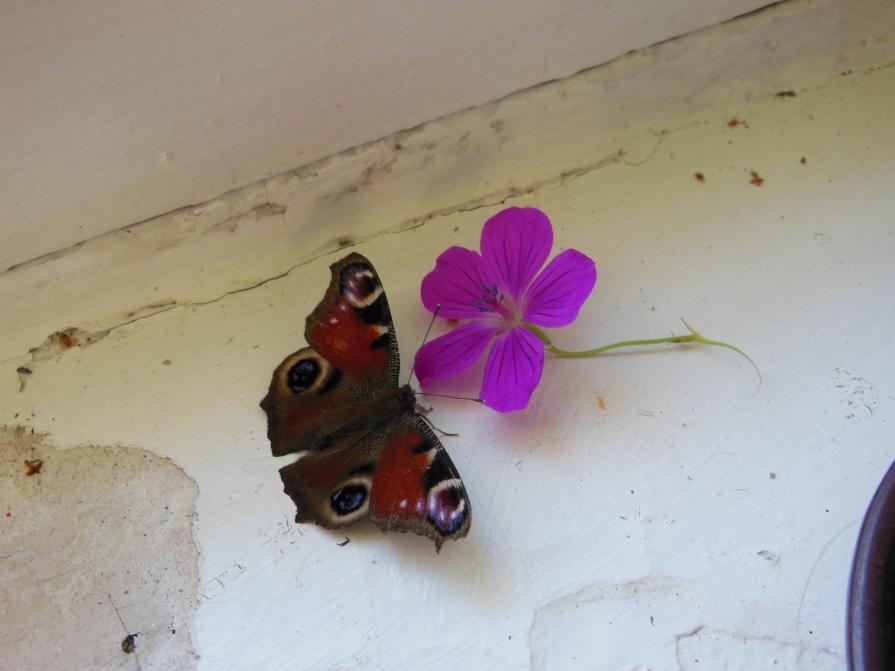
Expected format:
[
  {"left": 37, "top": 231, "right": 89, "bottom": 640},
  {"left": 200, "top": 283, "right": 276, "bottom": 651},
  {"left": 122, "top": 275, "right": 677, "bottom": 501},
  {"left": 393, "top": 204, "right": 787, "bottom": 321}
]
[
  {"left": 287, "top": 358, "right": 320, "bottom": 393},
  {"left": 426, "top": 480, "right": 467, "bottom": 536},
  {"left": 331, "top": 484, "right": 367, "bottom": 516}
]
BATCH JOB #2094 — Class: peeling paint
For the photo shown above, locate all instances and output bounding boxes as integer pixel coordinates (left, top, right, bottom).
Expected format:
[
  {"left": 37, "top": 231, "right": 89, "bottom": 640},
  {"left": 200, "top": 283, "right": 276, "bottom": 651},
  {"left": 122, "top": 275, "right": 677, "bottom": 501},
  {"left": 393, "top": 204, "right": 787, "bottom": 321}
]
[
  {"left": 28, "top": 327, "right": 109, "bottom": 363},
  {"left": 209, "top": 202, "right": 287, "bottom": 234},
  {"left": 0, "top": 426, "right": 199, "bottom": 670}
]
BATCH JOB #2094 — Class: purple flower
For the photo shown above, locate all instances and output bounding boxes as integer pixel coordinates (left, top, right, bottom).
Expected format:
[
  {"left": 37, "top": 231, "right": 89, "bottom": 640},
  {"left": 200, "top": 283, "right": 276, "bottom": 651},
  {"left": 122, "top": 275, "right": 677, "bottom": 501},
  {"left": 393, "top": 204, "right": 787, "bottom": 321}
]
[{"left": 414, "top": 207, "right": 596, "bottom": 412}]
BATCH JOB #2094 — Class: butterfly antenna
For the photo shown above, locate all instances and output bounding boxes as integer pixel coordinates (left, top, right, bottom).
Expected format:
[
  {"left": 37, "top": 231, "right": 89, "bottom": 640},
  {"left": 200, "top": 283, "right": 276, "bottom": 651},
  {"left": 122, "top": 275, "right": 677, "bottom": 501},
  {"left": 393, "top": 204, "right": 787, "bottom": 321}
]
[
  {"left": 417, "top": 412, "right": 460, "bottom": 438},
  {"left": 418, "top": 392, "right": 484, "bottom": 404},
  {"left": 406, "top": 304, "right": 441, "bottom": 386}
]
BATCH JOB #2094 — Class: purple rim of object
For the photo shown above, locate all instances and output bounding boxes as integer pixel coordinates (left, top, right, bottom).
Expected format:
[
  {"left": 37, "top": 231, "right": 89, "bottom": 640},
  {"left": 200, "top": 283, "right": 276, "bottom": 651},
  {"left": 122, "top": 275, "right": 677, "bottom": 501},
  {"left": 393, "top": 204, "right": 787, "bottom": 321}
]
[{"left": 848, "top": 460, "right": 895, "bottom": 670}]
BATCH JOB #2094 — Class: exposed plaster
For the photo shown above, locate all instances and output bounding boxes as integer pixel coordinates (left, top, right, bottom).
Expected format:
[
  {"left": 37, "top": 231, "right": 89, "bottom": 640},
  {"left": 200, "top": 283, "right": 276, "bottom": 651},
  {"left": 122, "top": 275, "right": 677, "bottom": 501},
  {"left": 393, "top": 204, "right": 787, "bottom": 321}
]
[{"left": 0, "top": 426, "right": 200, "bottom": 670}]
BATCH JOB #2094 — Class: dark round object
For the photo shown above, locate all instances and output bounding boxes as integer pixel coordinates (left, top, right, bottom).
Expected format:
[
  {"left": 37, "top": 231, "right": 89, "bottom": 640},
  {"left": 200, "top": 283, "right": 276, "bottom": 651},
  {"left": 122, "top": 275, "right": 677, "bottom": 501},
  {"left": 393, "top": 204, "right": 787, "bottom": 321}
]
[
  {"left": 331, "top": 484, "right": 367, "bottom": 516},
  {"left": 848, "top": 460, "right": 895, "bottom": 670},
  {"left": 287, "top": 358, "right": 320, "bottom": 393}
]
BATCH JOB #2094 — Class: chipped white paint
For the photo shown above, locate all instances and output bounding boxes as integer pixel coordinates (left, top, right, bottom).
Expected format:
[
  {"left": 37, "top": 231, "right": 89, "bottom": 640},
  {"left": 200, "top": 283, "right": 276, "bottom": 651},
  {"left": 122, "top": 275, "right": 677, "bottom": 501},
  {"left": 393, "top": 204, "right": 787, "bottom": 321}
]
[{"left": 1, "top": 1, "right": 894, "bottom": 669}]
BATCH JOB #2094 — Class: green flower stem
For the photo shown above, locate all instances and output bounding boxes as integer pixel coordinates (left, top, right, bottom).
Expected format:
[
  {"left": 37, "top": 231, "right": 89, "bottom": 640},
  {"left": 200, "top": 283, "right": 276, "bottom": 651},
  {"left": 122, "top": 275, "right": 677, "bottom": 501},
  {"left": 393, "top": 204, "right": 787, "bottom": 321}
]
[{"left": 524, "top": 319, "right": 760, "bottom": 382}]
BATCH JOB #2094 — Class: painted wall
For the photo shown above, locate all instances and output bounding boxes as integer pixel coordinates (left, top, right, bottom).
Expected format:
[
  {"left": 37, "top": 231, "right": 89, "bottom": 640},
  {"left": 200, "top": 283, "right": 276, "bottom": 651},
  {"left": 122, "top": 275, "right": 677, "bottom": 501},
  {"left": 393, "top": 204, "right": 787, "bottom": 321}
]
[{"left": 0, "top": 0, "right": 775, "bottom": 271}]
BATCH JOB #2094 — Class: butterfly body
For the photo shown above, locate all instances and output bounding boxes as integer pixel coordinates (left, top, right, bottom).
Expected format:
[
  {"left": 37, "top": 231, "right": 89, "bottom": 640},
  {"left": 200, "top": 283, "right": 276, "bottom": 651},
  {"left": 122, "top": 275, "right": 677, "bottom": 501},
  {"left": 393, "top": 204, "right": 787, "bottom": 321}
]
[{"left": 261, "top": 253, "right": 471, "bottom": 549}]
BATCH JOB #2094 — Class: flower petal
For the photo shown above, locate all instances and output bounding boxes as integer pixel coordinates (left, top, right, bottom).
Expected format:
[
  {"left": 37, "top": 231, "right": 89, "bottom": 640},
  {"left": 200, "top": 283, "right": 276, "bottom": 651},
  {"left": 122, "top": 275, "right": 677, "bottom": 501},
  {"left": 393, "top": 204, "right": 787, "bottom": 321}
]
[
  {"left": 523, "top": 249, "right": 596, "bottom": 327},
  {"left": 414, "top": 321, "right": 499, "bottom": 385},
  {"left": 480, "top": 207, "right": 553, "bottom": 300},
  {"left": 420, "top": 246, "right": 498, "bottom": 320},
  {"left": 480, "top": 326, "right": 544, "bottom": 412}
]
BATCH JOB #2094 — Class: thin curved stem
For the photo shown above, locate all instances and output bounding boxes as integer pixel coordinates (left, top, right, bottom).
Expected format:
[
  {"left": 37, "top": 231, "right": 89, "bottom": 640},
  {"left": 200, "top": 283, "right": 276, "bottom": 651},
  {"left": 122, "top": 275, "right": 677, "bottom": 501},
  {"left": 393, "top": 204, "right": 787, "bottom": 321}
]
[{"left": 524, "top": 319, "right": 761, "bottom": 383}]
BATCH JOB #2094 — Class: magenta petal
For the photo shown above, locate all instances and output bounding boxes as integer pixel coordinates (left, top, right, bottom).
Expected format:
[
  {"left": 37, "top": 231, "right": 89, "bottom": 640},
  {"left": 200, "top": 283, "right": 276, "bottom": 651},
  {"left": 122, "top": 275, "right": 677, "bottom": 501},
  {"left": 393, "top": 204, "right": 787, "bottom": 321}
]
[
  {"left": 480, "top": 207, "right": 553, "bottom": 300},
  {"left": 523, "top": 249, "right": 596, "bottom": 327},
  {"left": 420, "top": 246, "right": 497, "bottom": 319},
  {"left": 414, "top": 321, "right": 499, "bottom": 386},
  {"left": 480, "top": 326, "right": 544, "bottom": 412}
]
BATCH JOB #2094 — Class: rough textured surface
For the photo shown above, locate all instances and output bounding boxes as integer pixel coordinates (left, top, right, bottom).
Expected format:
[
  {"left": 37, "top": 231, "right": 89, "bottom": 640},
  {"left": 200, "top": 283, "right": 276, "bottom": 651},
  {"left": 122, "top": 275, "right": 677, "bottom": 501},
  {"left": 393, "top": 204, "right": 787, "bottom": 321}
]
[{"left": 0, "top": 427, "right": 199, "bottom": 671}]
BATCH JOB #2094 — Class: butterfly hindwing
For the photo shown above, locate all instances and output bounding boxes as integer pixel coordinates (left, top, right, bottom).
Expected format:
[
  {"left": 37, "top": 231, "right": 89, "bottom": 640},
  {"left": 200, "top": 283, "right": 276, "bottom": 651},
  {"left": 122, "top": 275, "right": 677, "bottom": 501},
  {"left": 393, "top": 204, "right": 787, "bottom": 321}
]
[
  {"left": 369, "top": 414, "right": 471, "bottom": 549},
  {"left": 276, "top": 413, "right": 471, "bottom": 548},
  {"left": 278, "top": 434, "right": 382, "bottom": 529}
]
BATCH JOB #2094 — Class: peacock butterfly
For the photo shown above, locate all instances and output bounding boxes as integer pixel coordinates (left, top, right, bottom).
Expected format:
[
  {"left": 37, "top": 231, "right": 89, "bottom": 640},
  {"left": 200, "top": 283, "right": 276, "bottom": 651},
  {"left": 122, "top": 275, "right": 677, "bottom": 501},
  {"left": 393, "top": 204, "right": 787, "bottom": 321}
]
[{"left": 260, "top": 253, "right": 471, "bottom": 549}]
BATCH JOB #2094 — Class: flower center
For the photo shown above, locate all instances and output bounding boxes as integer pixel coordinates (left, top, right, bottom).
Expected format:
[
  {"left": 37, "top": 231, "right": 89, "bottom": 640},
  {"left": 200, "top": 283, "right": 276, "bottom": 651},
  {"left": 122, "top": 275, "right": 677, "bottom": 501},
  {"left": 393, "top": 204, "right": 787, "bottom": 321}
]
[{"left": 473, "top": 283, "right": 520, "bottom": 324}]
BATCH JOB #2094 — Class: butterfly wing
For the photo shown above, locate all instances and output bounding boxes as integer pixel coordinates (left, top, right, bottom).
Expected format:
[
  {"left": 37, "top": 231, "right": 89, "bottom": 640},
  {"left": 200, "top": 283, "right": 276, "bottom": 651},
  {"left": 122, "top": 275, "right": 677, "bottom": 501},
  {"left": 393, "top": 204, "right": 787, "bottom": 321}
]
[
  {"left": 260, "top": 253, "right": 399, "bottom": 456},
  {"left": 277, "top": 413, "right": 471, "bottom": 549},
  {"left": 369, "top": 414, "right": 471, "bottom": 549},
  {"left": 305, "top": 252, "right": 400, "bottom": 386}
]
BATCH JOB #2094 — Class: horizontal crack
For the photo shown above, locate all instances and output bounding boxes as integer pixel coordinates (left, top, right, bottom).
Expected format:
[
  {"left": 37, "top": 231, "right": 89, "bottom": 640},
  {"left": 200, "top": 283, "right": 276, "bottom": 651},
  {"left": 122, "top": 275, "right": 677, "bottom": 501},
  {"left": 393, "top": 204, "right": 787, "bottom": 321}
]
[{"left": 5, "top": 143, "right": 641, "bottom": 370}]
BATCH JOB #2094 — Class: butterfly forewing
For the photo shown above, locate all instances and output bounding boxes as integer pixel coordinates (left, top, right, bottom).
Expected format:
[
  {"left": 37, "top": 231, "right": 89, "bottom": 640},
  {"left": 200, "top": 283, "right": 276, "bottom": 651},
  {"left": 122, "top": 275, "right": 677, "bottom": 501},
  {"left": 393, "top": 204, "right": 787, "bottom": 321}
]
[{"left": 305, "top": 253, "right": 400, "bottom": 387}]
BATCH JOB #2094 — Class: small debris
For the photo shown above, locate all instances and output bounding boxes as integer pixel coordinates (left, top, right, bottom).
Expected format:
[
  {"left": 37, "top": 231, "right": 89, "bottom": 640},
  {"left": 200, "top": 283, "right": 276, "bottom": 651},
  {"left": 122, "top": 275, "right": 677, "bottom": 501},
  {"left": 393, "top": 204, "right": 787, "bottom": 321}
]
[
  {"left": 597, "top": 394, "right": 606, "bottom": 410},
  {"left": 769, "top": 472, "right": 777, "bottom": 479},
  {"left": 800, "top": 157, "right": 807, "bottom": 165},
  {"left": 750, "top": 171, "right": 764, "bottom": 187},
  {"left": 336, "top": 236, "right": 354, "bottom": 249},
  {"left": 16, "top": 366, "right": 32, "bottom": 392},
  {"left": 24, "top": 459, "right": 43, "bottom": 476},
  {"left": 694, "top": 172, "right": 705, "bottom": 183},
  {"left": 728, "top": 118, "right": 741, "bottom": 129},
  {"left": 757, "top": 549, "right": 781, "bottom": 565},
  {"left": 774, "top": 90, "right": 797, "bottom": 98},
  {"left": 121, "top": 633, "right": 138, "bottom": 654},
  {"left": 162, "top": 359, "right": 172, "bottom": 366},
  {"left": 337, "top": 537, "right": 350, "bottom": 547},
  {"left": 446, "top": 319, "right": 460, "bottom": 328}
]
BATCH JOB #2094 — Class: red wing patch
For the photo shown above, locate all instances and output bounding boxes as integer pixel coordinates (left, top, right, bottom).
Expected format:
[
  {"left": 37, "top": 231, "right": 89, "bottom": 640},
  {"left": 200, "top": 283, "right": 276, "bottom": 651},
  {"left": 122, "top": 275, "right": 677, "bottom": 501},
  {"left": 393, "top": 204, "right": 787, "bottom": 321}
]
[
  {"left": 370, "top": 419, "right": 470, "bottom": 547},
  {"left": 306, "top": 254, "right": 398, "bottom": 382},
  {"left": 309, "top": 300, "right": 390, "bottom": 379}
]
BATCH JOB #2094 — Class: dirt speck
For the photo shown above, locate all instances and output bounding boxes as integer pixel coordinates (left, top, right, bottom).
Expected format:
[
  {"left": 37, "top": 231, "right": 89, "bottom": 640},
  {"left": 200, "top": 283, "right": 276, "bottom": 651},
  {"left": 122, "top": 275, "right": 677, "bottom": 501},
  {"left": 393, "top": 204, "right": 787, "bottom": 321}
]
[
  {"left": 121, "top": 633, "right": 137, "bottom": 654},
  {"left": 694, "top": 172, "right": 705, "bottom": 183},
  {"left": 750, "top": 171, "right": 764, "bottom": 186}
]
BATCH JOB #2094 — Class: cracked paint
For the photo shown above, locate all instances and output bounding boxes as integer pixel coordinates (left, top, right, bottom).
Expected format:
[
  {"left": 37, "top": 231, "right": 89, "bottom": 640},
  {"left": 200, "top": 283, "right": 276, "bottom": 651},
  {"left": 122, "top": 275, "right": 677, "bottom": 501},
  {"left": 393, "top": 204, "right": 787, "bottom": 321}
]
[
  {"left": 0, "top": 426, "right": 199, "bottom": 670},
  {"left": 675, "top": 627, "right": 840, "bottom": 670}
]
